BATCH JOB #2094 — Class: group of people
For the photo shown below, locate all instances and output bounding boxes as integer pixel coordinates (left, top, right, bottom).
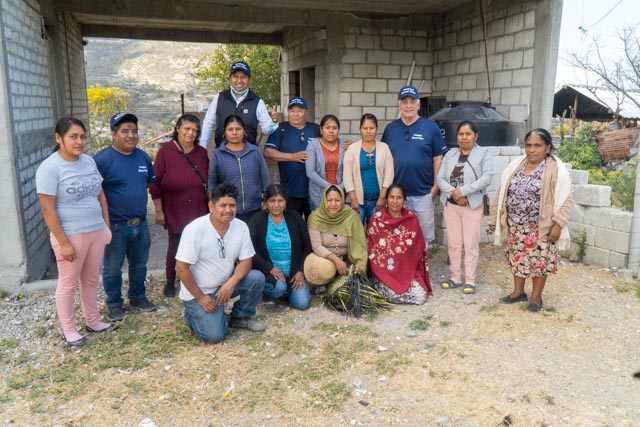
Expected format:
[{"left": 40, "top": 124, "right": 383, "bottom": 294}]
[{"left": 36, "top": 59, "right": 573, "bottom": 347}]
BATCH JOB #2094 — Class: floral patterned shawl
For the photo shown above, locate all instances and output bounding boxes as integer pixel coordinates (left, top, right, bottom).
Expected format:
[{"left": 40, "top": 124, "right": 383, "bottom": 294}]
[{"left": 367, "top": 207, "right": 432, "bottom": 295}]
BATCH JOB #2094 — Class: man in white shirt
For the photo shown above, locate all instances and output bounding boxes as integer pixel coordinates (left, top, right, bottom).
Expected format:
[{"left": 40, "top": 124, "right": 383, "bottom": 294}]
[
  {"left": 175, "top": 183, "right": 266, "bottom": 343},
  {"left": 199, "top": 61, "right": 278, "bottom": 149}
]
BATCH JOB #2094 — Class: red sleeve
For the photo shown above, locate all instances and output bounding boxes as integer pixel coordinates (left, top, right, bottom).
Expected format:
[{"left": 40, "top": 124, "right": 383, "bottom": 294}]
[{"left": 149, "top": 147, "right": 165, "bottom": 199}]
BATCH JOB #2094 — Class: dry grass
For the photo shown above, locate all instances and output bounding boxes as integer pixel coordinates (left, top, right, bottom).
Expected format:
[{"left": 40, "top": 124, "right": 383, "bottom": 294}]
[{"left": 1, "top": 245, "right": 640, "bottom": 426}]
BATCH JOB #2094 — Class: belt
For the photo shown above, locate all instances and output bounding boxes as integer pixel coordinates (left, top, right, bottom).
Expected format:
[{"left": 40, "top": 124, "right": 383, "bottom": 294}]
[{"left": 115, "top": 217, "right": 145, "bottom": 226}]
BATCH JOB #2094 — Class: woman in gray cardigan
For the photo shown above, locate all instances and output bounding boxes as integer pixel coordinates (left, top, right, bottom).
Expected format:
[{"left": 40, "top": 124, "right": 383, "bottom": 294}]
[
  {"left": 437, "top": 121, "right": 493, "bottom": 294},
  {"left": 305, "top": 114, "right": 346, "bottom": 211}
]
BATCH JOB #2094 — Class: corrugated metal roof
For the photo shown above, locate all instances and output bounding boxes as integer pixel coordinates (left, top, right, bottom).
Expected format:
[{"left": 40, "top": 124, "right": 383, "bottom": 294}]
[{"left": 563, "top": 84, "right": 640, "bottom": 119}]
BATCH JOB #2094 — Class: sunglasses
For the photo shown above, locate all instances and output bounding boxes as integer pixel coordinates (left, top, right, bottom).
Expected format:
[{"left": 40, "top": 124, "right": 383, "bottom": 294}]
[{"left": 300, "top": 131, "right": 305, "bottom": 144}]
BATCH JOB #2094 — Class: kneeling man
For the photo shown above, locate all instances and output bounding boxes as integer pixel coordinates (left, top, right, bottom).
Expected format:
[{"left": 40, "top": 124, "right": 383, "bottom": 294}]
[{"left": 176, "top": 184, "right": 266, "bottom": 343}]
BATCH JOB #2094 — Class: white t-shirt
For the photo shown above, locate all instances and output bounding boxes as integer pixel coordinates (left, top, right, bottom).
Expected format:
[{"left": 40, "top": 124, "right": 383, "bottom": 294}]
[{"left": 176, "top": 215, "right": 255, "bottom": 301}]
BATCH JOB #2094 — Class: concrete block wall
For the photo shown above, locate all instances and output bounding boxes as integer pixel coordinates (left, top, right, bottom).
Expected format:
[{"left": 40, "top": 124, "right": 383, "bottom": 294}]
[
  {"left": 431, "top": 1, "right": 536, "bottom": 123},
  {"left": 0, "top": 0, "right": 88, "bottom": 283}
]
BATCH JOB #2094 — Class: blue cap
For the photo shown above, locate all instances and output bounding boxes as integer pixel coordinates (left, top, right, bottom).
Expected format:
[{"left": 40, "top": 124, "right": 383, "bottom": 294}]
[
  {"left": 110, "top": 112, "right": 138, "bottom": 131},
  {"left": 230, "top": 61, "right": 251, "bottom": 77},
  {"left": 397, "top": 85, "right": 420, "bottom": 100},
  {"left": 287, "top": 97, "right": 308, "bottom": 110}
]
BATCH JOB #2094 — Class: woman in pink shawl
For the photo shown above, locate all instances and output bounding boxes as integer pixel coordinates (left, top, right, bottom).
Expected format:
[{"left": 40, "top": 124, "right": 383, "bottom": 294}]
[{"left": 367, "top": 184, "right": 432, "bottom": 304}]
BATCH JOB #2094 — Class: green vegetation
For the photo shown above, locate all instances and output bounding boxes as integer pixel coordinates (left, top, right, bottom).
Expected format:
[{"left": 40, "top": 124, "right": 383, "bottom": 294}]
[
  {"left": 195, "top": 44, "right": 281, "bottom": 107},
  {"left": 409, "top": 315, "right": 433, "bottom": 331},
  {"left": 557, "top": 125, "right": 602, "bottom": 170},
  {"left": 589, "top": 165, "right": 637, "bottom": 211},
  {"left": 572, "top": 229, "right": 588, "bottom": 262},
  {"left": 87, "top": 84, "right": 130, "bottom": 154}
]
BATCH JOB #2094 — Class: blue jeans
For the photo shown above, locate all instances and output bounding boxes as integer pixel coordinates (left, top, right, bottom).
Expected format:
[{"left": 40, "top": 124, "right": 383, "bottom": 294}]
[
  {"left": 359, "top": 199, "right": 377, "bottom": 227},
  {"left": 263, "top": 279, "right": 311, "bottom": 310},
  {"left": 102, "top": 220, "right": 151, "bottom": 308},
  {"left": 183, "top": 270, "right": 265, "bottom": 344}
]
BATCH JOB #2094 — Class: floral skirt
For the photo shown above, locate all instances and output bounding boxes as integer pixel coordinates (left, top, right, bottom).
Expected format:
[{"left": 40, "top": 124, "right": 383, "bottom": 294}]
[
  {"left": 373, "top": 278, "right": 428, "bottom": 305},
  {"left": 506, "top": 221, "right": 558, "bottom": 278}
]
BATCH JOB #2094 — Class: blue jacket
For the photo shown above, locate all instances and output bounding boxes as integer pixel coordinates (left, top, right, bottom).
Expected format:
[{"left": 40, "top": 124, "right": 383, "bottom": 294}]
[{"left": 208, "top": 142, "right": 271, "bottom": 215}]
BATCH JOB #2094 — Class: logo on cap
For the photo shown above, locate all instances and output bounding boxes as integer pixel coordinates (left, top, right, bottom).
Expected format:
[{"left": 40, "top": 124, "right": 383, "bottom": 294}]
[
  {"left": 398, "top": 85, "right": 420, "bottom": 100},
  {"left": 230, "top": 61, "right": 251, "bottom": 77},
  {"left": 110, "top": 112, "right": 138, "bottom": 131},
  {"left": 287, "top": 97, "right": 308, "bottom": 109}
]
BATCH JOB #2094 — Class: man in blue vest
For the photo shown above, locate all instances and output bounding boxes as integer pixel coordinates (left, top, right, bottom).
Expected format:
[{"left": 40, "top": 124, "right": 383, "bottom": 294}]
[
  {"left": 199, "top": 61, "right": 278, "bottom": 149},
  {"left": 381, "top": 85, "right": 446, "bottom": 246},
  {"left": 95, "top": 112, "right": 157, "bottom": 322},
  {"left": 264, "top": 97, "right": 320, "bottom": 219}
]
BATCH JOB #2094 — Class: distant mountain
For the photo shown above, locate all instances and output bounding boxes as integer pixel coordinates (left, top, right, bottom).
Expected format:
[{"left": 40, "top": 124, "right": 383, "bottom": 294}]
[{"left": 84, "top": 38, "right": 215, "bottom": 139}]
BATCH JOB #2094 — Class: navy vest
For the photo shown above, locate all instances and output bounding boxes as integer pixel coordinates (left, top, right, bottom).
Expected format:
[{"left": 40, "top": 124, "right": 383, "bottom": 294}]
[{"left": 214, "top": 89, "right": 261, "bottom": 147}]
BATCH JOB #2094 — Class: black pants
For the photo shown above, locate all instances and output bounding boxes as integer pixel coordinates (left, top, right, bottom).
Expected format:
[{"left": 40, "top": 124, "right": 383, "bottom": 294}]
[{"left": 287, "top": 196, "right": 310, "bottom": 221}]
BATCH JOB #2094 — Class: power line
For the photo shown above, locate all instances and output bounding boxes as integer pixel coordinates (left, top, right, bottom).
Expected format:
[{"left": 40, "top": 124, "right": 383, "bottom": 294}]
[{"left": 578, "top": 0, "right": 624, "bottom": 36}]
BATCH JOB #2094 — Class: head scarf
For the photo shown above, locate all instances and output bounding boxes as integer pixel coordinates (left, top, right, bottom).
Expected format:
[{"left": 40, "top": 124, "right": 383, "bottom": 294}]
[{"left": 307, "top": 185, "right": 368, "bottom": 271}]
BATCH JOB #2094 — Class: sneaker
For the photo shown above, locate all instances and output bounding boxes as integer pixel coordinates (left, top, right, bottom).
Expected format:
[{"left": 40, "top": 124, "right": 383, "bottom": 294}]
[
  {"left": 107, "top": 306, "right": 125, "bottom": 322},
  {"left": 129, "top": 297, "right": 157, "bottom": 312},
  {"left": 229, "top": 317, "right": 267, "bottom": 332},
  {"left": 440, "top": 279, "right": 461, "bottom": 289}
]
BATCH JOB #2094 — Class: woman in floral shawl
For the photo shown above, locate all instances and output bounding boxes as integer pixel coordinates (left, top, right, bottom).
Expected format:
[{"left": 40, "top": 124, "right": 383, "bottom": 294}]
[{"left": 368, "top": 184, "right": 432, "bottom": 304}]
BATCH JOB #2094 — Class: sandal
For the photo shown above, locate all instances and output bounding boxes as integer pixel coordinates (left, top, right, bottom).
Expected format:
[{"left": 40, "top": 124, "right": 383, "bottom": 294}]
[
  {"left": 463, "top": 284, "right": 476, "bottom": 294},
  {"left": 85, "top": 323, "right": 117, "bottom": 333},
  {"left": 440, "top": 279, "right": 461, "bottom": 289},
  {"left": 62, "top": 334, "right": 87, "bottom": 347}
]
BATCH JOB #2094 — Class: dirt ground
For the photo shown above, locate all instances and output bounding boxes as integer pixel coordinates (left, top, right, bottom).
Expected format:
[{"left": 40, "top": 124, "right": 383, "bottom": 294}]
[{"left": 1, "top": 244, "right": 639, "bottom": 427}]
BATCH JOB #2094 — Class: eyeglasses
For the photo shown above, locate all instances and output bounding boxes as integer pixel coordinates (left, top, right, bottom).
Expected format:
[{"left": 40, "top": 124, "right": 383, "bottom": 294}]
[
  {"left": 217, "top": 237, "right": 225, "bottom": 258},
  {"left": 404, "top": 127, "right": 410, "bottom": 141},
  {"left": 299, "top": 131, "right": 305, "bottom": 144}
]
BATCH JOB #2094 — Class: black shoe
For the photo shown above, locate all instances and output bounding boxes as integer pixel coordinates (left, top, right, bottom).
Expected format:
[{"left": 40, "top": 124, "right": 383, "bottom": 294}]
[
  {"left": 499, "top": 293, "right": 528, "bottom": 304},
  {"left": 62, "top": 334, "right": 87, "bottom": 347},
  {"left": 527, "top": 303, "right": 541, "bottom": 312},
  {"left": 129, "top": 297, "right": 157, "bottom": 312},
  {"left": 107, "top": 306, "right": 125, "bottom": 322},
  {"left": 85, "top": 323, "right": 118, "bottom": 333},
  {"left": 163, "top": 283, "right": 176, "bottom": 298}
]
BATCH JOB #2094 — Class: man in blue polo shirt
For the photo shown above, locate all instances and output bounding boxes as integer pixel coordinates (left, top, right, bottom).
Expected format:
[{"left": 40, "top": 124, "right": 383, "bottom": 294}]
[
  {"left": 382, "top": 85, "right": 446, "bottom": 245},
  {"left": 199, "top": 61, "right": 278, "bottom": 149},
  {"left": 264, "top": 97, "right": 320, "bottom": 219},
  {"left": 94, "top": 112, "right": 156, "bottom": 321}
]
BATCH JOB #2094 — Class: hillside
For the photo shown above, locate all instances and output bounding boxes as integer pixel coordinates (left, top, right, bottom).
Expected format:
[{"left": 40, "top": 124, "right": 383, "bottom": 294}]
[{"left": 84, "top": 38, "right": 216, "bottom": 138}]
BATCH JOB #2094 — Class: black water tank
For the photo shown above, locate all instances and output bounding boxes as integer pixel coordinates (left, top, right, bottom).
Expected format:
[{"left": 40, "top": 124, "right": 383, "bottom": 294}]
[{"left": 430, "top": 101, "right": 520, "bottom": 148}]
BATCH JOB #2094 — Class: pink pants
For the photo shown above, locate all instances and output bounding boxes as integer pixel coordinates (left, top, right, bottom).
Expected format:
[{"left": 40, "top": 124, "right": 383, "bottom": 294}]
[
  {"left": 51, "top": 227, "right": 111, "bottom": 335},
  {"left": 443, "top": 202, "right": 484, "bottom": 284}
]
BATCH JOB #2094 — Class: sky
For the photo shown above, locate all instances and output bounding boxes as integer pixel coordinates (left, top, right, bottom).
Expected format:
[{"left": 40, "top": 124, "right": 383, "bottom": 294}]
[{"left": 555, "top": 0, "right": 640, "bottom": 87}]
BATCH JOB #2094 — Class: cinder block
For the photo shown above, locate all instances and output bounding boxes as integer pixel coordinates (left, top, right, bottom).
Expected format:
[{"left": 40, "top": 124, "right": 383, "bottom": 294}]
[
  {"left": 569, "top": 204, "right": 586, "bottom": 222},
  {"left": 437, "top": 49, "right": 451, "bottom": 63},
  {"left": 611, "top": 210, "right": 633, "bottom": 232},
  {"left": 503, "top": 51, "right": 523, "bottom": 70},
  {"left": 569, "top": 169, "right": 588, "bottom": 185},
  {"left": 462, "top": 75, "right": 476, "bottom": 90},
  {"left": 523, "top": 49, "right": 534, "bottom": 67},
  {"left": 391, "top": 51, "right": 414, "bottom": 65},
  {"left": 594, "top": 228, "right": 630, "bottom": 254},
  {"left": 381, "top": 36, "right": 404, "bottom": 50},
  {"left": 501, "top": 88, "right": 520, "bottom": 105},
  {"left": 487, "top": 19, "right": 505, "bottom": 38},
  {"left": 451, "top": 46, "right": 464, "bottom": 61},
  {"left": 351, "top": 92, "right": 375, "bottom": 105},
  {"left": 456, "top": 59, "right": 470, "bottom": 75},
  {"left": 357, "top": 35, "right": 377, "bottom": 49},
  {"left": 522, "top": 29, "right": 535, "bottom": 48},
  {"left": 340, "top": 64, "right": 353, "bottom": 78},
  {"left": 443, "top": 62, "right": 457, "bottom": 77},
  {"left": 340, "top": 78, "right": 363, "bottom": 92},
  {"left": 500, "top": 146, "right": 522, "bottom": 156},
  {"left": 378, "top": 65, "right": 400, "bottom": 79},
  {"left": 506, "top": 14, "right": 525, "bottom": 33},
  {"left": 524, "top": 10, "right": 535, "bottom": 29},
  {"left": 339, "top": 92, "right": 351, "bottom": 106},
  {"left": 353, "top": 64, "right": 377, "bottom": 78},
  {"left": 567, "top": 221, "right": 595, "bottom": 246},
  {"left": 458, "top": 29, "right": 471, "bottom": 44},
  {"left": 509, "top": 106, "right": 529, "bottom": 122},
  {"left": 572, "top": 184, "right": 611, "bottom": 207},
  {"left": 449, "top": 76, "right": 462, "bottom": 91},
  {"left": 464, "top": 42, "right": 480, "bottom": 59},
  {"left": 495, "top": 35, "right": 515, "bottom": 53},
  {"left": 492, "top": 156, "right": 510, "bottom": 173},
  {"left": 364, "top": 79, "right": 387, "bottom": 92},
  {"left": 367, "top": 50, "right": 390, "bottom": 64},
  {"left": 375, "top": 93, "right": 398, "bottom": 107},
  {"left": 343, "top": 49, "right": 366, "bottom": 64},
  {"left": 512, "top": 69, "right": 532, "bottom": 87},
  {"left": 493, "top": 70, "right": 512, "bottom": 88},
  {"left": 405, "top": 37, "right": 427, "bottom": 51},
  {"left": 582, "top": 246, "right": 609, "bottom": 266},
  {"left": 609, "top": 252, "right": 629, "bottom": 269},
  {"left": 470, "top": 57, "right": 485, "bottom": 73},
  {"left": 487, "top": 146, "right": 502, "bottom": 156}
]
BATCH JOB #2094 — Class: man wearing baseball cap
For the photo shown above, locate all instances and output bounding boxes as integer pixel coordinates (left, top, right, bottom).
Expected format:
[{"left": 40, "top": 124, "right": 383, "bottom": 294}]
[
  {"left": 94, "top": 112, "right": 157, "bottom": 321},
  {"left": 381, "top": 86, "right": 446, "bottom": 246},
  {"left": 263, "top": 96, "right": 320, "bottom": 219},
  {"left": 199, "top": 61, "right": 278, "bottom": 149}
]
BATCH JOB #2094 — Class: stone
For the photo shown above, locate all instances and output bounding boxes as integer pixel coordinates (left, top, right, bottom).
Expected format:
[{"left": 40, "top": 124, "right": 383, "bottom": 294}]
[
  {"left": 572, "top": 185, "right": 611, "bottom": 207},
  {"left": 594, "top": 228, "right": 630, "bottom": 254},
  {"left": 582, "top": 246, "right": 610, "bottom": 266},
  {"left": 569, "top": 204, "right": 586, "bottom": 222},
  {"left": 610, "top": 210, "right": 633, "bottom": 232},
  {"left": 609, "top": 253, "right": 630, "bottom": 270}
]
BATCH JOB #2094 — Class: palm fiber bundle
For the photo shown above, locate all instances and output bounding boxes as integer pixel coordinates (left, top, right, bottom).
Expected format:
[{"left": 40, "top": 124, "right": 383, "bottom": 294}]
[{"left": 323, "top": 266, "right": 393, "bottom": 318}]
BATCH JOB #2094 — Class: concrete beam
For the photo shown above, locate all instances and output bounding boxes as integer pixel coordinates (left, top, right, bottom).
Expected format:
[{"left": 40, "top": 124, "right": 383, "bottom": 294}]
[
  {"left": 54, "top": 0, "right": 436, "bottom": 30},
  {"left": 82, "top": 25, "right": 283, "bottom": 45}
]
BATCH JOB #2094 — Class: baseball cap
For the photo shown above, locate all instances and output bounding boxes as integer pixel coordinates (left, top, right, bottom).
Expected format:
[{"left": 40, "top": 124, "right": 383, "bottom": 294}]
[
  {"left": 287, "top": 97, "right": 308, "bottom": 110},
  {"left": 229, "top": 61, "right": 251, "bottom": 77},
  {"left": 397, "top": 85, "right": 420, "bottom": 100},
  {"left": 110, "top": 112, "right": 138, "bottom": 131}
]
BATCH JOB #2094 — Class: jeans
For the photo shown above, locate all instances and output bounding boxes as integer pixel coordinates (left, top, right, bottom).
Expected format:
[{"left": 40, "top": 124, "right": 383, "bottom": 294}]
[
  {"left": 405, "top": 193, "right": 436, "bottom": 245},
  {"left": 359, "top": 199, "right": 377, "bottom": 227},
  {"left": 263, "top": 279, "right": 311, "bottom": 310},
  {"left": 183, "top": 270, "right": 265, "bottom": 344},
  {"left": 102, "top": 220, "right": 151, "bottom": 308}
]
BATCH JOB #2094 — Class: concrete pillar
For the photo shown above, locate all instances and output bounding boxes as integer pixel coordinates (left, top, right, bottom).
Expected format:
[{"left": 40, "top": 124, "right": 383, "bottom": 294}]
[
  {"left": 0, "top": 23, "right": 28, "bottom": 290},
  {"left": 529, "top": 0, "right": 563, "bottom": 130}
]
